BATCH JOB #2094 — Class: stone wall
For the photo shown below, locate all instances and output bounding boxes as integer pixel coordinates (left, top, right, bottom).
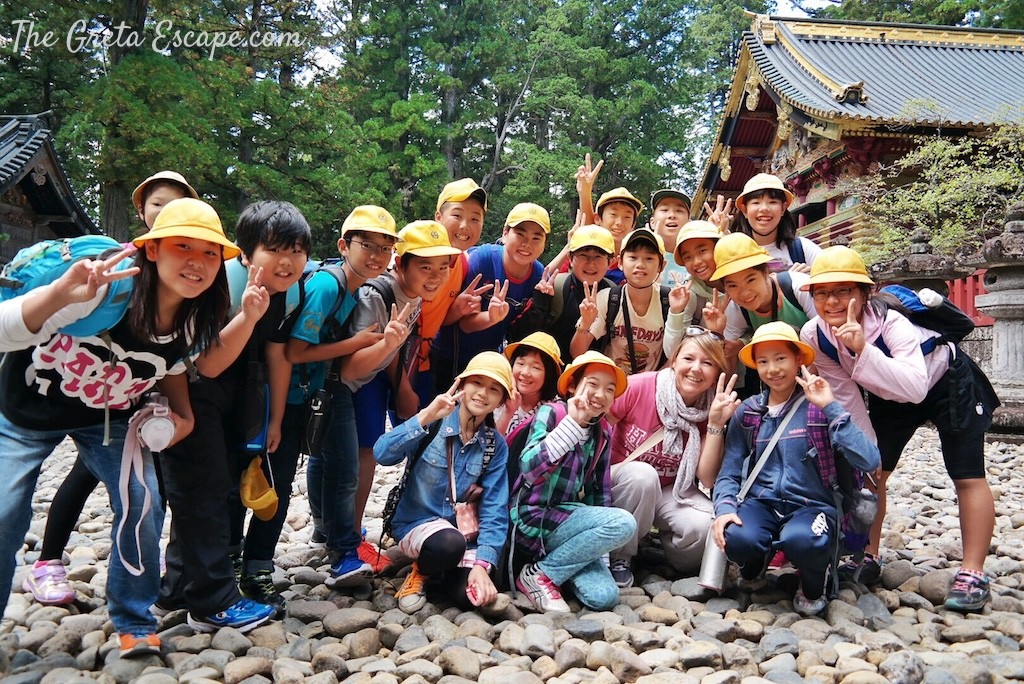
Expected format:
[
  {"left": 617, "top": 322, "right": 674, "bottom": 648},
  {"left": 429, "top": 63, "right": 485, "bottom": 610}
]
[{"left": 961, "top": 325, "right": 993, "bottom": 377}]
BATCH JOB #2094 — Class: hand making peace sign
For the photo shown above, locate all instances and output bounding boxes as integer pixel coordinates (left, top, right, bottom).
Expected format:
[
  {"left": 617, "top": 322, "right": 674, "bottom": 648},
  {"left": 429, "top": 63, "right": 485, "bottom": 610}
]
[
  {"left": 240, "top": 265, "right": 271, "bottom": 321},
  {"left": 703, "top": 194, "right": 735, "bottom": 232},
  {"left": 486, "top": 279, "right": 510, "bottom": 324},
  {"left": 383, "top": 301, "right": 414, "bottom": 350},
  {"left": 668, "top": 271, "right": 691, "bottom": 315},
  {"left": 578, "top": 280, "right": 600, "bottom": 331},
  {"left": 450, "top": 273, "right": 494, "bottom": 319},
  {"left": 831, "top": 298, "right": 866, "bottom": 354},
  {"left": 54, "top": 245, "right": 141, "bottom": 304},
  {"left": 795, "top": 365, "right": 835, "bottom": 408}
]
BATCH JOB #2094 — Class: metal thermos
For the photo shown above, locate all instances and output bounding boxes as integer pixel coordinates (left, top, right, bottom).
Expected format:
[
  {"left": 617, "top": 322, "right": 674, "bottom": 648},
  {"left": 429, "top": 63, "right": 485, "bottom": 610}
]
[{"left": 697, "top": 530, "right": 728, "bottom": 592}]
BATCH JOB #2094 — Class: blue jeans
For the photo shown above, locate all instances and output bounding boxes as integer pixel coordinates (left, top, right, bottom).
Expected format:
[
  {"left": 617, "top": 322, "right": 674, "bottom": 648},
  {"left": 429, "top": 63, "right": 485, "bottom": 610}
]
[
  {"left": 0, "top": 411, "right": 161, "bottom": 635},
  {"left": 317, "top": 383, "right": 361, "bottom": 559},
  {"left": 537, "top": 506, "right": 635, "bottom": 611}
]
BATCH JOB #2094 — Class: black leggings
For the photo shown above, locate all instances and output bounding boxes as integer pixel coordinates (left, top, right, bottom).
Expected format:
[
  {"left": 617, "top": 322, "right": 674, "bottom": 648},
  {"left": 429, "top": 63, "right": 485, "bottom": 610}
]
[{"left": 418, "top": 527, "right": 475, "bottom": 609}]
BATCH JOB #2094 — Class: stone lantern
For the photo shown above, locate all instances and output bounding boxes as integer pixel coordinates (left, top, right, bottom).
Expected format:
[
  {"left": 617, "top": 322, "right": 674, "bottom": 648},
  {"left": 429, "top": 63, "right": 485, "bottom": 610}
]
[
  {"left": 868, "top": 227, "right": 973, "bottom": 295},
  {"left": 961, "top": 200, "right": 1024, "bottom": 433}
]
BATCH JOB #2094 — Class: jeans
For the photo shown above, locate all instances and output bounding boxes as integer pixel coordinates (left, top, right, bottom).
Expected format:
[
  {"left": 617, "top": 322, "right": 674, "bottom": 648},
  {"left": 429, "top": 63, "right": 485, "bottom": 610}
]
[
  {"left": 0, "top": 410, "right": 161, "bottom": 636},
  {"left": 317, "top": 382, "right": 361, "bottom": 559},
  {"left": 537, "top": 505, "right": 636, "bottom": 611}
]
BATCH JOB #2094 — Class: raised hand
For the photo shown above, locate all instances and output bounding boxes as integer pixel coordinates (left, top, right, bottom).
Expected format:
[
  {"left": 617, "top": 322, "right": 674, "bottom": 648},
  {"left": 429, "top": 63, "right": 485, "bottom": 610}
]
[
  {"left": 349, "top": 322, "right": 383, "bottom": 349},
  {"left": 422, "top": 379, "right": 465, "bottom": 425},
  {"left": 450, "top": 273, "right": 494, "bottom": 319},
  {"left": 578, "top": 280, "right": 600, "bottom": 330},
  {"left": 831, "top": 298, "right": 866, "bottom": 354},
  {"left": 240, "top": 265, "right": 271, "bottom": 320},
  {"left": 703, "top": 195, "right": 735, "bottom": 232},
  {"left": 54, "top": 245, "right": 141, "bottom": 304},
  {"left": 534, "top": 269, "right": 557, "bottom": 297},
  {"left": 487, "top": 279, "right": 510, "bottom": 324},
  {"left": 795, "top": 364, "right": 835, "bottom": 408},
  {"left": 383, "top": 302, "right": 413, "bottom": 350},
  {"left": 708, "top": 373, "right": 741, "bottom": 428},
  {"left": 702, "top": 289, "right": 728, "bottom": 335},
  {"left": 567, "top": 393, "right": 597, "bottom": 427},
  {"left": 668, "top": 272, "right": 691, "bottom": 314},
  {"left": 575, "top": 153, "right": 604, "bottom": 197},
  {"left": 788, "top": 261, "right": 811, "bottom": 274}
]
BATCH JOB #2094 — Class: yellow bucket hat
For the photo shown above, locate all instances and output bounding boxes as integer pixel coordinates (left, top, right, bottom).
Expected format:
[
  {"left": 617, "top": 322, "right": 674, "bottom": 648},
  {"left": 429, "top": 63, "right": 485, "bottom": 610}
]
[
  {"left": 397, "top": 220, "right": 462, "bottom": 258},
  {"left": 736, "top": 173, "right": 795, "bottom": 212},
  {"left": 596, "top": 187, "right": 645, "bottom": 216},
  {"left": 738, "top": 321, "right": 816, "bottom": 369},
  {"left": 132, "top": 197, "right": 240, "bottom": 260},
  {"left": 710, "top": 233, "right": 771, "bottom": 281},
  {"left": 131, "top": 171, "right": 199, "bottom": 211},
  {"left": 456, "top": 351, "right": 515, "bottom": 397},
  {"left": 673, "top": 220, "right": 723, "bottom": 265},
  {"left": 342, "top": 205, "right": 399, "bottom": 239},
  {"left": 436, "top": 178, "right": 488, "bottom": 213},
  {"left": 620, "top": 227, "right": 666, "bottom": 256},
  {"left": 801, "top": 246, "right": 874, "bottom": 290},
  {"left": 557, "top": 350, "right": 628, "bottom": 398},
  {"left": 240, "top": 456, "right": 279, "bottom": 522},
  {"left": 505, "top": 203, "right": 551, "bottom": 234},
  {"left": 504, "top": 332, "right": 564, "bottom": 370},
  {"left": 568, "top": 224, "right": 615, "bottom": 255}
]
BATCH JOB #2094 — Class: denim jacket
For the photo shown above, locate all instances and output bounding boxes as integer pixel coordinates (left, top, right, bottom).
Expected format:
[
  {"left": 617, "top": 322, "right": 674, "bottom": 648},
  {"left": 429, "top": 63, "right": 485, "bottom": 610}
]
[{"left": 374, "top": 410, "right": 510, "bottom": 566}]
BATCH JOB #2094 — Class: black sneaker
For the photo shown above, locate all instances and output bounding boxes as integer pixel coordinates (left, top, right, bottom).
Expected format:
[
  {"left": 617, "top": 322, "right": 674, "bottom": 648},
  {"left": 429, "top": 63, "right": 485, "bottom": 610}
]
[
  {"left": 239, "top": 571, "right": 285, "bottom": 613},
  {"left": 838, "top": 553, "right": 882, "bottom": 585},
  {"left": 230, "top": 553, "right": 243, "bottom": 584}
]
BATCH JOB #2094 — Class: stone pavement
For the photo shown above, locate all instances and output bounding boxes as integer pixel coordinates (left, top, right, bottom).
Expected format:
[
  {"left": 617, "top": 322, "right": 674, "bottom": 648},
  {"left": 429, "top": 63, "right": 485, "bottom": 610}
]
[{"left": 3, "top": 426, "right": 1024, "bottom": 683}]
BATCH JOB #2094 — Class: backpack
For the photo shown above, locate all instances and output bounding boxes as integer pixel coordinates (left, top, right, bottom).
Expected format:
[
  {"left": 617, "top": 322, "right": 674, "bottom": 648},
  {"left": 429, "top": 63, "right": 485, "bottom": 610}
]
[
  {"left": 0, "top": 235, "right": 135, "bottom": 337},
  {"left": 741, "top": 397, "right": 877, "bottom": 592},
  {"left": 816, "top": 284, "right": 975, "bottom": 363},
  {"left": 739, "top": 270, "right": 803, "bottom": 329},
  {"left": 598, "top": 283, "right": 672, "bottom": 373},
  {"left": 548, "top": 273, "right": 615, "bottom": 325},
  {"left": 787, "top": 238, "right": 806, "bottom": 265},
  {"left": 226, "top": 257, "right": 321, "bottom": 339}
]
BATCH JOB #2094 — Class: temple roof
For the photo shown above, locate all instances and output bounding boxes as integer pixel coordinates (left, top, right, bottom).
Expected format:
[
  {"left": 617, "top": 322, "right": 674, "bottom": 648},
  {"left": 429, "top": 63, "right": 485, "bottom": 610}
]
[
  {"left": 0, "top": 113, "right": 98, "bottom": 237},
  {"left": 695, "top": 16, "right": 1024, "bottom": 211}
]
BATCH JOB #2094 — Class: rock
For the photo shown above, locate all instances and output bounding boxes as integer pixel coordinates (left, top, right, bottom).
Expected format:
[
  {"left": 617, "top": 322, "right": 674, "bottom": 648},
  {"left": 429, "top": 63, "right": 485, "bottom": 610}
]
[
  {"left": 438, "top": 646, "right": 481, "bottom": 680},
  {"left": 323, "top": 608, "right": 380, "bottom": 638},
  {"left": 610, "top": 647, "right": 652, "bottom": 683},
  {"left": 342, "top": 628, "right": 381, "bottom": 659},
  {"left": 878, "top": 651, "right": 925, "bottom": 684},
  {"left": 223, "top": 656, "right": 273, "bottom": 683},
  {"left": 394, "top": 625, "right": 430, "bottom": 653},
  {"left": 761, "top": 629, "right": 800, "bottom": 658},
  {"left": 917, "top": 571, "right": 955, "bottom": 606},
  {"left": 564, "top": 620, "right": 604, "bottom": 642},
  {"left": 679, "top": 640, "right": 724, "bottom": 669},
  {"left": 880, "top": 561, "right": 919, "bottom": 590},
  {"left": 286, "top": 599, "right": 338, "bottom": 622},
  {"left": 210, "top": 627, "right": 253, "bottom": 656},
  {"left": 521, "top": 623, "right": 556, "bottom": 657},
  {"left": 637, "top": 648, "right": 679, "bottom": 669},
  {"left": 421, "top": 614, "right": 458, "bottom": 644},
  {"left": 395, "top": 659, "right": 444, "bottom": 681}
]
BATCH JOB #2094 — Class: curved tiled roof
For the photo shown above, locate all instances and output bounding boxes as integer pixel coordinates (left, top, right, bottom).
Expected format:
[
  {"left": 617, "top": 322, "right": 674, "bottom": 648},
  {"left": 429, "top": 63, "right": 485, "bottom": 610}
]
[{"left": 749, "top": 18, "right": 1024, "bottom": 127}]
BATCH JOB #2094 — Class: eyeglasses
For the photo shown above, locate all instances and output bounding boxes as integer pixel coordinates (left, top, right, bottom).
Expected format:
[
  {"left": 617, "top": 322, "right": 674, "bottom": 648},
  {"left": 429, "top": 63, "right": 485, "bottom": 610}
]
[
  {"left": 811, "top": 286, "right": 855, "bottom": 302},
  {"left": 349, "top": 239, "right": 395, "bottom": 256},
  {"left": 685, "top": 325, "right": 723, "bottom": 341}
]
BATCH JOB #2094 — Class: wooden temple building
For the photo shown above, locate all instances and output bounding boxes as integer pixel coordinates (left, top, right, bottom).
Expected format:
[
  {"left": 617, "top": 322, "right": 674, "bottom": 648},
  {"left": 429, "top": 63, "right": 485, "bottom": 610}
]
[
  {"left": 0, "top": 113, "right": 98, "bottom": 264},
  {"left": 696, "top": 15, "right": 1024, "bottom": 322}
]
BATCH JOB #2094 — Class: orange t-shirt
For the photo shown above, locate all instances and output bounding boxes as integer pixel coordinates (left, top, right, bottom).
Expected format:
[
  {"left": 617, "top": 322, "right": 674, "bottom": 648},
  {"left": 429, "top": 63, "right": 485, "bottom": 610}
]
[{"left": 416, "top": 254, "right": 467, "bottom": 370}]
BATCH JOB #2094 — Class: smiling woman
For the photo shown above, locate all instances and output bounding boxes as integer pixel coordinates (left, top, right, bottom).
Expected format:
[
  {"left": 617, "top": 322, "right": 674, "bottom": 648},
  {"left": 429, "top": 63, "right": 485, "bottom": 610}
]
[{"left": 605, "top": 332, "right": 739, "bottom": 586}]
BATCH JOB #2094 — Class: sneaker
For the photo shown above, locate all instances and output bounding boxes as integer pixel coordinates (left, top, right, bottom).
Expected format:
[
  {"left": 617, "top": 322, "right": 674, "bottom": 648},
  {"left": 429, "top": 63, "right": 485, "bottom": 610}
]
[
  {"left": 609, "top": 558, "right": 634, "bottom": 589},
  {"left": 230, "top": 553, "right": 243, "bottom": 584},
  {"left": 23, "top": 560, "right": 75, "bottom": 606},
  {"left": 150, "top": 600, "right": 185, "bottom": 617},
  {"left": 310, "top": 529, "right": 327, "bottom": 545},
  {"left": 793, "top": 588, "right": 828, "bottom": 617},
  {"left": 395, "top": 563, "right": 427, "bottom": 614},
  {"left": 517, "top": 563, "right": 570, "bottom": 613},
  {"left": 944, "top": 569, "right": 991, "bottom": 613},
  {"left": 325, "top": 550, "right": 372, "bottom": 587},
  {"left": 118, "top": 633, "right": 161, "bottom": 657},
  {"left": 358, "top": 540, "right": 392, "bottom": 574},
  {"left": 768, "top": 551, "right": 789, "bottom": 569},
  {"left": 187, "top": 597, "right": 276, "bottom": 633},
  {"left": 838, "top": 553, "right": 882, "bottom": 585},
  {"left": 239, "top": 571, "right": 285, "bottom": 613}
]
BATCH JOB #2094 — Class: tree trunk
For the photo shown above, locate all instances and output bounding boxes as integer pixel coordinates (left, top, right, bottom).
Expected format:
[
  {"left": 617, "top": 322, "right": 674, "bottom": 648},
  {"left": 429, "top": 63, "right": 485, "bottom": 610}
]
[{"left": 101, "top": 183, "right": 131, "bottom": 241}]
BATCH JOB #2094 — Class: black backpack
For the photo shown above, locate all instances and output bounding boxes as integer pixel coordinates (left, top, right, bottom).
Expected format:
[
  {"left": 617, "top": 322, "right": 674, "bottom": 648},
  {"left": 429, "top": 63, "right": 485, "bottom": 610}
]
[{"left": 596, "top": 283, "right": 672, "bottom": 374}]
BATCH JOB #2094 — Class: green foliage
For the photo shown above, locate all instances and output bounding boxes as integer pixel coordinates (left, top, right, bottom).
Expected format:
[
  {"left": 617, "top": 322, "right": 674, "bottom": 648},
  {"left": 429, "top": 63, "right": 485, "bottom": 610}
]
[
  {"left": 849, "top": 117, "right": 1024, "bottom": 263},
  {"left": 793, "top": 0, "right": 1024, "bottom": 29}
]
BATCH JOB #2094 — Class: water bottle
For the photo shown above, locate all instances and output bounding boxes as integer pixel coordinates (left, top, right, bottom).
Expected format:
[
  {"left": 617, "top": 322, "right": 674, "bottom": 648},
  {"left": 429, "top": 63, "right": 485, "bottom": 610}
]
[
  {"left": 697, "top": 530, "right": 729, "bottom": 592},
  {"left": 138, "top": 395, "right": 175, "bottom": 452}
]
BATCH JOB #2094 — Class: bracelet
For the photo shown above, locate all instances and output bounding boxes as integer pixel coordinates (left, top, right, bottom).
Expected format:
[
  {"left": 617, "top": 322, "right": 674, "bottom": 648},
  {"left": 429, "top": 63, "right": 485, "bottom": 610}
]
[
  {"left": 474, "top": 559, "right": 492, "bottom": 571},
  {"left": 706, "top": 425, "right": 725, "bottom": 436}
]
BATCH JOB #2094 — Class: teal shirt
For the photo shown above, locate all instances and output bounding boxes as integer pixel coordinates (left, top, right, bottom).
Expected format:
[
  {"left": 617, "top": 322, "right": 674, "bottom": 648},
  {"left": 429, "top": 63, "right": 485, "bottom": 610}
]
[{"left": 286, "top": 269, "right": 357, "bottom": 405}]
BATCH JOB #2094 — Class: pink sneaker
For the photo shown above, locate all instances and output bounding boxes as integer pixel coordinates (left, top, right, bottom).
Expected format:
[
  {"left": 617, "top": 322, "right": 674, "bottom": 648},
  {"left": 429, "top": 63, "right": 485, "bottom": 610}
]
[{"left": 23, "top": 560, "right": 76, "bottom": 605}]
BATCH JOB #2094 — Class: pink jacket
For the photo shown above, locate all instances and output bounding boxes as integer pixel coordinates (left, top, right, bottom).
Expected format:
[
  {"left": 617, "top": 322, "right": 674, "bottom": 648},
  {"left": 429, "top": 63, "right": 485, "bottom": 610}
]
[{"left": 800, "top": 306, "right": 950, "bottom": 441}]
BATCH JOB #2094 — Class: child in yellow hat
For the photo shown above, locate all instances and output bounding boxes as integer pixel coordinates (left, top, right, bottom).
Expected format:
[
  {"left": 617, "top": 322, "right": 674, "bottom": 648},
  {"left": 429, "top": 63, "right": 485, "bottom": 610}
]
[
  {"left": 713, "top": 322, "right": 879, "bottom": 616},
  {"left": 733, "top": 173, "right": 822, "bottom": 273}
]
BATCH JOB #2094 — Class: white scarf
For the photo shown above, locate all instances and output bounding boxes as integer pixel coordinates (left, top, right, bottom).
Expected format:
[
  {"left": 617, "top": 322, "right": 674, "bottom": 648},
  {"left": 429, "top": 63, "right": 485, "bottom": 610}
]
[{"left": 655, "top": 368, "right": 712, "bottom": 511}]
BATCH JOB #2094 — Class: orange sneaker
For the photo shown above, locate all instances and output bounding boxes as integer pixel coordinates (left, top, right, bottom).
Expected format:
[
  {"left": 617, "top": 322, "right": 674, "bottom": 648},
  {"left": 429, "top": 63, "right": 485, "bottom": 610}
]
[
  {"left": 118, "top": 633, "right": 160, "bottom": 658},
  {"left": 357, "top": 540, "right": 392, "bottom": 573},
  {"left": 396, "top": 563, "right": 427, "bottom": 614}
]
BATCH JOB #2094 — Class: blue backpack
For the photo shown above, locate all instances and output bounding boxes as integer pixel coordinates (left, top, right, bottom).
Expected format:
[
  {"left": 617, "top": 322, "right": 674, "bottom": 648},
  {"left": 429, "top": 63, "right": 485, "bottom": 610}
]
[{"left": 0, "top": 235, "right": 135, "bottom": 337}]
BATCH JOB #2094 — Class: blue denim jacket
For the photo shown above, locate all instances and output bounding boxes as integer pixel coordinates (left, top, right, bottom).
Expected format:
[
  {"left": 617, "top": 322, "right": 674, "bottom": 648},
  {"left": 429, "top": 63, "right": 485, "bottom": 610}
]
[{"left": 374, "top": 411, "right": 510, "bottom": 566}]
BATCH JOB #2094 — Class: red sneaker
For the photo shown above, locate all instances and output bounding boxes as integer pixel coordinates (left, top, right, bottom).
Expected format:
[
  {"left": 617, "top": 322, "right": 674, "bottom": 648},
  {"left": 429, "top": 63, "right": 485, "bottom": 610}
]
[
  {"left": 357, "top": 540, "right": 391, "bottom": 574},
  {"left": 118, "top": 633, "right": 160, "bottom": 658},
  {"left": 768, "top": 551, "right": 789, "bottom": 569}
]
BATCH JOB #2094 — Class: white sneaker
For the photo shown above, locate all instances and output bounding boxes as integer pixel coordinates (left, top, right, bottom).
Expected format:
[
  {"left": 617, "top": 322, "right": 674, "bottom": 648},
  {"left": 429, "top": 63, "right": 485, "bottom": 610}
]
[
  {"left": 793, "top": 587, "right": 828, "bottom": 616},
  {"left": 609, "top": 558, "right": 634, "bottom": 588},
  {"left": 516, "top": 563, "right": 570, "bottom": 613}
]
